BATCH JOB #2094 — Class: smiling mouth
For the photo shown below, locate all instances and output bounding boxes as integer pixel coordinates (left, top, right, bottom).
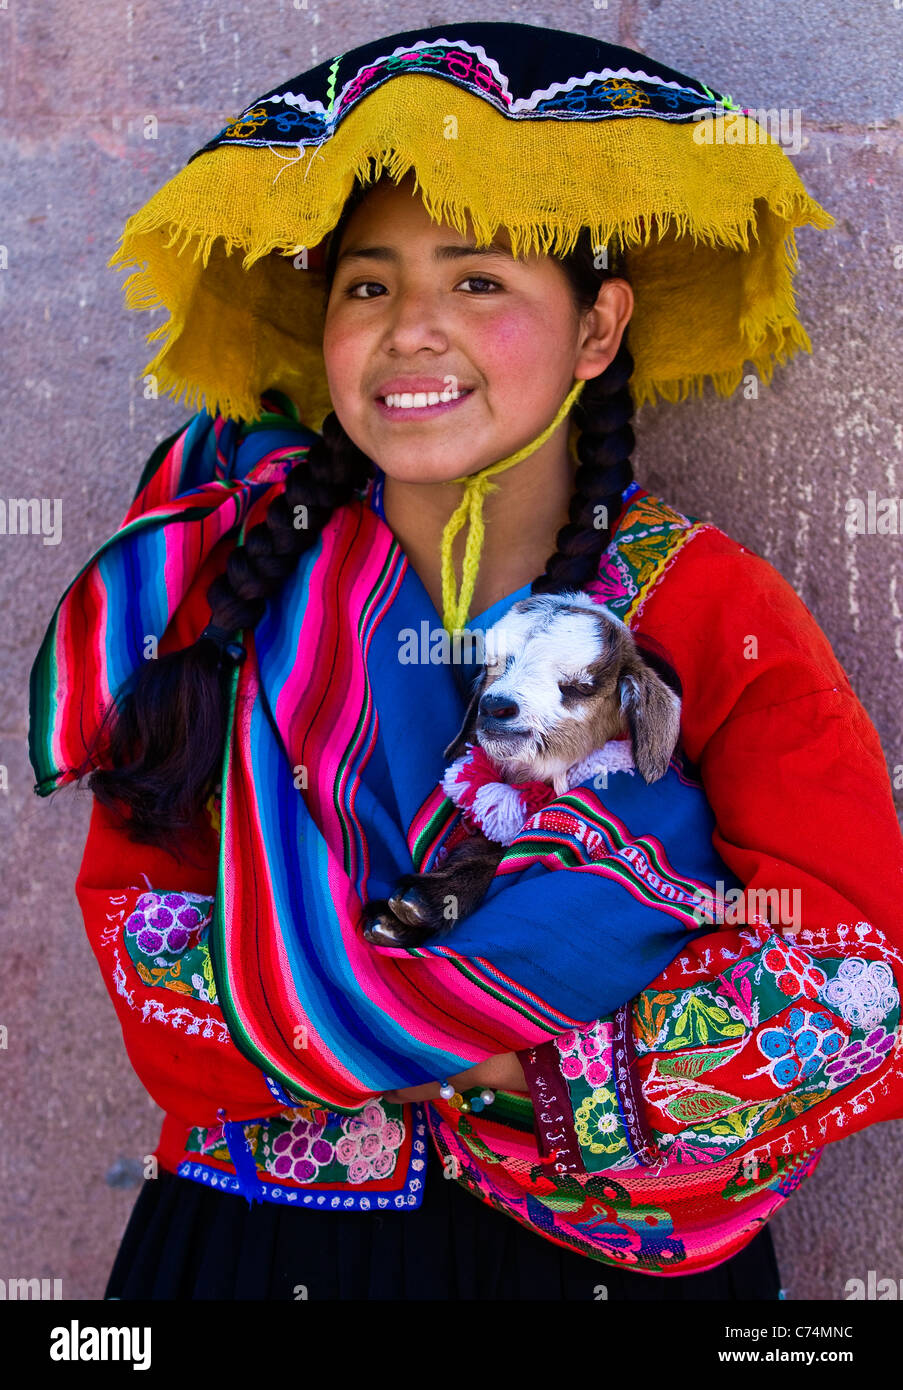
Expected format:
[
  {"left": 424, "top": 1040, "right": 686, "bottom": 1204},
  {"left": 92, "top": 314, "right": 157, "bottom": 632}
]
[{"left": 375, "top": 388, "right": 475, "bottom": 419}]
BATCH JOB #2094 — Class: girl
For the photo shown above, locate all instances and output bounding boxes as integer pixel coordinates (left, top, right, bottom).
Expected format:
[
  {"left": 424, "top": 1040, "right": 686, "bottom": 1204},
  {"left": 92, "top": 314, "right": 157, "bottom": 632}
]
[{"left": 29, "top": 23, "right": 903, "bottom": 1300}]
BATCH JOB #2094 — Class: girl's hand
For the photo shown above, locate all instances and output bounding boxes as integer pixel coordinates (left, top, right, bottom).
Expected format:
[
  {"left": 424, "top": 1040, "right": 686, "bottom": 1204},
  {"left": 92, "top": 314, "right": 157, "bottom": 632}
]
[{"left": 383, "top": 1050, "right": 528, "bottom": 1104}]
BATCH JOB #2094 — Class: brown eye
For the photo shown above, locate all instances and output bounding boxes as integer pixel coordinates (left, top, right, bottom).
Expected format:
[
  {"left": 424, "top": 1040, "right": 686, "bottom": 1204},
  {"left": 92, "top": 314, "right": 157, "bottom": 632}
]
[{"left": 559, "top": 680, "right": 596, "bottom": 699}]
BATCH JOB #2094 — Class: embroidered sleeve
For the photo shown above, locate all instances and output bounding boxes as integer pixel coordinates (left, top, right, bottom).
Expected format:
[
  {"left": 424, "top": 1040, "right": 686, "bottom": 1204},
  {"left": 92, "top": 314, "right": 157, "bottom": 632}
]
[
  {"left": 74, "top": 791, "right": 320, "bottom": 1129},
  {"left": 517, "top": 681, "right": 903, "bottom": 1175},
  {"left": 633, "top": 533, "right": 903, "bottom": 957},
  {"left": 520, "top": 922, "right": 902, "bottom": 1177}
]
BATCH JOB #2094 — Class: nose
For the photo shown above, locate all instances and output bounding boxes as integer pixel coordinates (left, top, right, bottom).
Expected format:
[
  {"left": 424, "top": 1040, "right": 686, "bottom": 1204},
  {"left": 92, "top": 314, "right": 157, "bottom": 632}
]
[
  {"left": 382, "top": 287, "right": 449, "bottom": 356},
  {"left": 479, "top": 691, "right": 520, "bottom": 722}
]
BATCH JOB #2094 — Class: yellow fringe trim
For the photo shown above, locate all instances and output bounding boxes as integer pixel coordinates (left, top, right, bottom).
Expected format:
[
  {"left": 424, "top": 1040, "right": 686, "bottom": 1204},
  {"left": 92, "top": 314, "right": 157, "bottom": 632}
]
[
  {"left": 107, "top": 74, "right": 835, "bottom": 426},
  {"left": 439, "top": 379, "right": 587, "bottom": 634}
]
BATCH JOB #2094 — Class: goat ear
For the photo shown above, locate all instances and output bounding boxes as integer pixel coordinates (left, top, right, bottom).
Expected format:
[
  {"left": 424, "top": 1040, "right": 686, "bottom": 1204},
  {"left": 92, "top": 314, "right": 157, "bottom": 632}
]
[
  {"left": 443, "top": 668, "right": 488, "bottom": 763},
  {"left": 618, "top": 664, "right": 682, "bottom": 783}
]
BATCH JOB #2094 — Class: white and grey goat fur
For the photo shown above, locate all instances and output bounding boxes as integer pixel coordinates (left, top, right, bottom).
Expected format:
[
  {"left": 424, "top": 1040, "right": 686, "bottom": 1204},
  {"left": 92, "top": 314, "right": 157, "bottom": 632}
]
[{"left": 362, "top": 591, "right": 682, "bottom": 947}]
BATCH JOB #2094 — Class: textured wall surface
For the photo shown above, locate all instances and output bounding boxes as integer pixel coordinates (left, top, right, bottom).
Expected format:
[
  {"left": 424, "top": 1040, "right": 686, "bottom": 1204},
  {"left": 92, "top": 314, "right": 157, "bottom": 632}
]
[{"left": 2, "top": 0, "right": 901, "bottom": 1301}]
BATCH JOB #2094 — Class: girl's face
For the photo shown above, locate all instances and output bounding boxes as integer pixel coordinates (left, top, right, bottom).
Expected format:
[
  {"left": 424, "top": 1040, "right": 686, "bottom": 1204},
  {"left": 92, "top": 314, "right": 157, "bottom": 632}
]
[{"left": 322, "top": 173, "right": 612, "bottom": 484}]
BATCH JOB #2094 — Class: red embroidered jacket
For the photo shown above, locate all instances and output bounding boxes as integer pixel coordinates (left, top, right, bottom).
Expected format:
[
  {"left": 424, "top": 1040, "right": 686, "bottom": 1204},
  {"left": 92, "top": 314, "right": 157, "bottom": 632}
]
[{"left": 72, "top": 490, "right": 903, "bottom": 1273}]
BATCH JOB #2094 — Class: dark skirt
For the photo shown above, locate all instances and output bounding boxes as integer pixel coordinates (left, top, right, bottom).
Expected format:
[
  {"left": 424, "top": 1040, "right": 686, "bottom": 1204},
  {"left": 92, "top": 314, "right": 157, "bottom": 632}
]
[{"left": 105, "top": 1143, "right": 783, "bottom": 1301}]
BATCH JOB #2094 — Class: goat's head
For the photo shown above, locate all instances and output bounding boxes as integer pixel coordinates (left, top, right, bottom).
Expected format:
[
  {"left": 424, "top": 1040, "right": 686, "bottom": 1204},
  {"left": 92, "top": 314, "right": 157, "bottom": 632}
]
[{"left": 443, "top": 592, "right": 682, "bottom": 786}]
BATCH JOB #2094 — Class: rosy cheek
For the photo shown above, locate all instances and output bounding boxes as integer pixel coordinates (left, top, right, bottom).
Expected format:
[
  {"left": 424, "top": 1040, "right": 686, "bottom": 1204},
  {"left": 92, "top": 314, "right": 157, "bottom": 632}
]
[
  {"left": 323, "top": 320, "right": 363, "bottom": 393},
  {"left": 476, "top": 310, "right": 547, "bottom": 374}
]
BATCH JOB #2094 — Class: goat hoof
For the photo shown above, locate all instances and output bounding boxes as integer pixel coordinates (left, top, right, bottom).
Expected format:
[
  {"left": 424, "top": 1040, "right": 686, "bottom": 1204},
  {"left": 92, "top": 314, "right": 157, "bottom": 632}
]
[
  {"left": 362, "top": 918, "right": 403, "bottom": 946},
  {"left": 361, "top": 902, "right": 402, "bottom": 944},
  {"left": 387, "top": 881, "right": 433, "bottom": 927},
  {"left": 361, "top": 903, "right": 434, "bottom": 948}
]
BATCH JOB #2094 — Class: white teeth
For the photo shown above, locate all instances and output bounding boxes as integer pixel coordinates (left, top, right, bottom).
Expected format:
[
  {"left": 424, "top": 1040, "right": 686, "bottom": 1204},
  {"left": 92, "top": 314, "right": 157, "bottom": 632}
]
[{"left": 382, "top": 389, "right": 467, "bottom": 409}]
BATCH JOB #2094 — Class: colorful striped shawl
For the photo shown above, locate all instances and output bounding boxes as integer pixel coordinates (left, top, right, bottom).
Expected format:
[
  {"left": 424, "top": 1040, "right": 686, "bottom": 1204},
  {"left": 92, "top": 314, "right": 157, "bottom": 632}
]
[{"left": 29, "top": 394, "right": 741, "bottom": 1112}]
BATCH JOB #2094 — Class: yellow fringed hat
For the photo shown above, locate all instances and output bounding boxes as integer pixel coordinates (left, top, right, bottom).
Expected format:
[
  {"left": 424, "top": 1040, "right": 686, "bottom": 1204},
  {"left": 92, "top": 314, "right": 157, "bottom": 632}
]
[{"left": 109, "top": 20, "right": 835, "bottom": 628}]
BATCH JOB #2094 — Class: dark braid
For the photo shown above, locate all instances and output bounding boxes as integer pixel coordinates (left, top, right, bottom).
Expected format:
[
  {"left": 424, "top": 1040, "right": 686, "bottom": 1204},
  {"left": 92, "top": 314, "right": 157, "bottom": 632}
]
[
  {"left": 538, "top": 232, "right": 683, "bottom": 697},
  {"left": 83, "top": 417, "right": 373, "bottom": 858},
  {"left": 200, "top": 414, "right": 373, "bottom": 633},
  {"left": 532, "top": 230, "right": 636, "bottom": 595},
  {"left": 80, "top": 180, "right": 640, "bottom": 853}
]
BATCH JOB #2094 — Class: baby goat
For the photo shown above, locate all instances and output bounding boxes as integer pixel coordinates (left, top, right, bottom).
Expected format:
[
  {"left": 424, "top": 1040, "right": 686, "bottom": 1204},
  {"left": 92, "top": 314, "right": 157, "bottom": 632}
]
[{"left": 361, "top": 591, "right": 682, "bottom": 947}]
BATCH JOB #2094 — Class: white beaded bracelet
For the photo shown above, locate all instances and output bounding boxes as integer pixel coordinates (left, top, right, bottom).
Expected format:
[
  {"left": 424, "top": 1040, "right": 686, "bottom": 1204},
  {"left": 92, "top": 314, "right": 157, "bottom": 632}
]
[{"left": 439, "top": 1081, "right": 496, "bottom": 1114}]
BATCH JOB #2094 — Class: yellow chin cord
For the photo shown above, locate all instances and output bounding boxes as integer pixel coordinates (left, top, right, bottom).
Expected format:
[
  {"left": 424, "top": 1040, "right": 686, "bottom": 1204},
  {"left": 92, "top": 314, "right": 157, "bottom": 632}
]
[{"left": 439, "top": 378, "right": 587, "bottom": 635}]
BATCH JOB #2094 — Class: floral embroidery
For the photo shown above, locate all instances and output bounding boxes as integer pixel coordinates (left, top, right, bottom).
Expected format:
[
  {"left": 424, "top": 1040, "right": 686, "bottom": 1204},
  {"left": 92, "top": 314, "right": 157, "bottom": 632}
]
[
  {"left": 334, "top": 1101, "right": 406, "bottom": 1182},
  {"left": 221, "top": 106, "right": 272, "bottom": 140},
  {"left": 556, "top": 1022, "right": 614, "bottom": 1088},
  {"left": 659, "top": 1134, "right": 731, "bottom": 1165},
  {"left": 633, "top": 990, "right": 678, "bottom": 1049},
  {"left": 659, "top": 987, "right": 747, "bottom": 1049},
  {"left": 573, "top": 1086, "right": 630, "bottom": 1160},
  {"left": 185, "top": 1099, "right": 412, "bottom": 1189},
  {"left": 212, "top": 42, "right": 731, "bottom": 155},
  {"left": 712, "top": 957, "right": 758, "bottom": 1027},
  {"left": 589, "top": 550, "right": 635, "bottom": 607},
  {"left": 558, "top": 933, "right": 900, "bottom": 1182},
  {"left": 754, "top": 1005, "right": 848, "bottom": 1089},
  {"left": 195, "top": 1121, "right": 243, "bottom": 1161},
  {"left": 587, "top": 495, "right": 712, "bottom": 627},
  {"left": 762, "top": 940, "right": 827, "bottom": 999},
  {"left": 125, "top": 890, "right": 212, "bottom": 957},
  {"left": 719, "top": 1150, "right": 816, "bottom": 1203},
  {"left": 595, "top": 78, "right": 651, "bottom": 109},
  {"left": 822, "top": 958, "right": 898, "bottom": 1028},
  {"left": 270, "top": 1119, "right": 336, "bottom": 1183},
  {"left": 824, "top": 1028, "right": 896, "bottom": 1085},
  {"left": 179, "top": 1105, "right": 427, "bottom": 1210},
  {"left": 121, "top": 890, "right": 217, "bottom": 1004}
]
